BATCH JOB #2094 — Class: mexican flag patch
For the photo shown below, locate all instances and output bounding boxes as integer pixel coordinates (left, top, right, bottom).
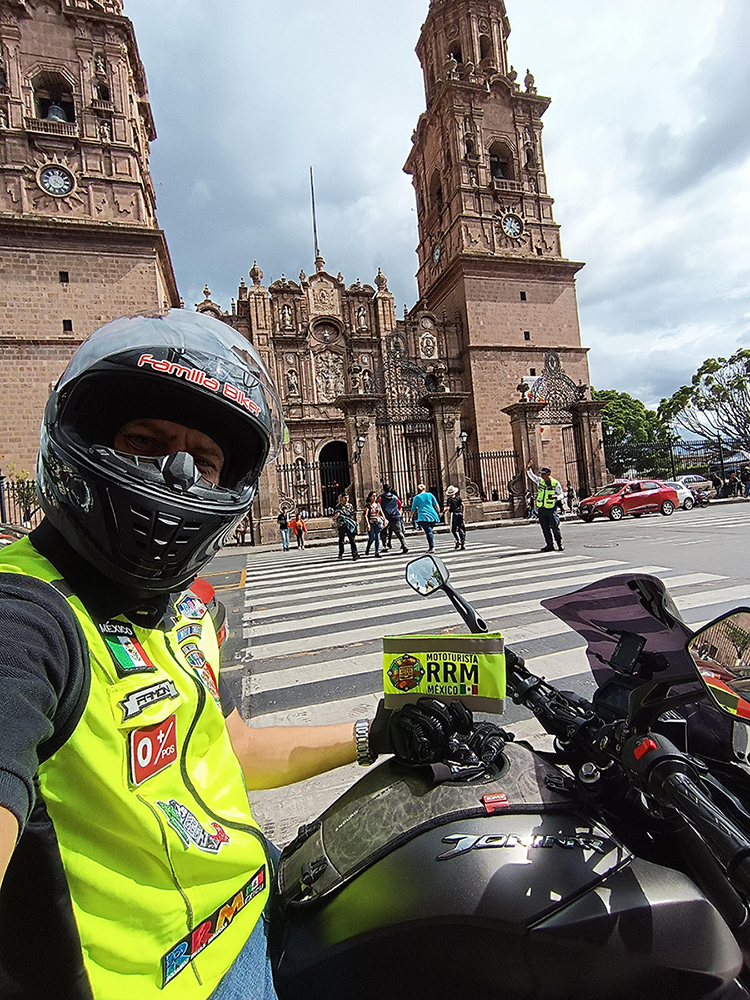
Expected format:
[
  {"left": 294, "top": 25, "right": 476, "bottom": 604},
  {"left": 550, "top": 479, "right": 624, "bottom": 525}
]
[{"left": 98, "top": 620, "right": 156, "bottom": 676}]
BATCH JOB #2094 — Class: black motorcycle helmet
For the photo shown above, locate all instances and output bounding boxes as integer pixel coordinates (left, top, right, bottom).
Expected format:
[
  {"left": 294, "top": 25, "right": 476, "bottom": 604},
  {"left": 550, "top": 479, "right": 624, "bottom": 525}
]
[{"left": 37, "top": 309, "right": 285, "bottom": 593}]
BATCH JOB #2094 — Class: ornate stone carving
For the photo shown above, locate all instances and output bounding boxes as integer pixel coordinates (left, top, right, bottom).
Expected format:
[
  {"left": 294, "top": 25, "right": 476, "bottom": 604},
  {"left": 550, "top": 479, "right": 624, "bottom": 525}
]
[
  {"left": 312, "top": 322, "right": 339, "bottom": 345},
  {"left": 314, "top": 351, "right": 345, "bottom": 403},
  {"left": 419, "top": 330, "right": 438, "bottom": 359},
  {"left": 286, "top": 369, "right": 300, "bottom": 396},
  {"left": 356, "top": 305, "right": 368, "bottom": 329},
  {"left": 374, "top": 268, "right": 388, "bottom": 291},
  {"left": 524, "top": 69, "right": 537, "bottom": 94},
  {"left": 280, "top": 303, "right": 293, "bottom": 330},
  {"left": 249, "top": 261, "right": 263, "bottom": 286}
]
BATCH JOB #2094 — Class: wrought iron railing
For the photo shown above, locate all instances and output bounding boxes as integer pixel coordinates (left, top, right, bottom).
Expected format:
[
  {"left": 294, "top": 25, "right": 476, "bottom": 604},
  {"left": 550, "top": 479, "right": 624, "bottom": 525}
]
[
  {"left": 276, "top": 460, "right": 352, "bottom": 518},
  {"left": 463, "top": 450, "right": 520, "bottom": 501},
  {"left": 0, "top": 478, "right": 42, "bottom": 528}
]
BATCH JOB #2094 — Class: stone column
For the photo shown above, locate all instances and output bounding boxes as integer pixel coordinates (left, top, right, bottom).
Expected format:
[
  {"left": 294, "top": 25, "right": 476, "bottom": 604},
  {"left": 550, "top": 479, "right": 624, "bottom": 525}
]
[
  {"left": 501, "top": 400, "right": 546, "bottom": 516},
  {"left": 334, "top": 394, "right": 383, "bottom": 508},
  {"left": 570, "top": 400, "right": 608, "bottom": 496},
  {"left": 420, "top": 390, "right": 470, "bottom": 504}
]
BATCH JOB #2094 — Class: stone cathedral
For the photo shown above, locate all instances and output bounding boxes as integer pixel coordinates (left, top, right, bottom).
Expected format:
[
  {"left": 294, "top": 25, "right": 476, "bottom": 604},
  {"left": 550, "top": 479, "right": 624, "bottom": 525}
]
[
  {"left": 0, "top": 0, "right": 605, "bottom": 531},
  {"left": 206, "top": 0, "right": 606, "bottom": 526}
]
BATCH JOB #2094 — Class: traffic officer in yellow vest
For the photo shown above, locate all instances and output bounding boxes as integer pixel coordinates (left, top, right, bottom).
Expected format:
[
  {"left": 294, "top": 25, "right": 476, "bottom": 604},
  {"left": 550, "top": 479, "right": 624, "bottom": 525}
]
[
  {"left": 0, "top": 311, "right": 405, "bottom": 1000},
  {"left": 526, "top": 460, "right": 565, "bottom": 552}
]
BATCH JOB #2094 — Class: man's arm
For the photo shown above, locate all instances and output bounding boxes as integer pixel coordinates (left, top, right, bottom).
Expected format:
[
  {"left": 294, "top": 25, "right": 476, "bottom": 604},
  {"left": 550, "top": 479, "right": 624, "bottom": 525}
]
[
  {"left": 526, "top": 461, "right": 541, "bottom": 484},
  {"left": 0, "top": 806, "right": 18, "bottom": 889},
  {"left": 225, "top": 708, "right": 357, "bottom": 790}
]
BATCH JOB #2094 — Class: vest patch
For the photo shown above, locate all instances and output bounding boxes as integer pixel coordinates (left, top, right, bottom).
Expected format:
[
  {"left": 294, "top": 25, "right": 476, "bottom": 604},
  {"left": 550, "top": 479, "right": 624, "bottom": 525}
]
[
  {"left": 176, "top": 623, "right": 202, "bottom": 644},
  {"left": 157, "top": 798, "right": 230, "bottom": 854},
  {"left": 162, "top": 865, "right": 266, "bottom": 986},
  {"left": 176, "top": 596, "right": 207, "bottom": 620},
  {"left": 181, "top": 644, "right": 222, "bottom": 707},
  {"left": 130, "top": 714, "right": 178, "bottom": 785},
  {"left": 119, "top": 679, "right": 179, "bottom": 722},
  {"left": 99, "top": 620, "right": 156, "bottom": 676}
]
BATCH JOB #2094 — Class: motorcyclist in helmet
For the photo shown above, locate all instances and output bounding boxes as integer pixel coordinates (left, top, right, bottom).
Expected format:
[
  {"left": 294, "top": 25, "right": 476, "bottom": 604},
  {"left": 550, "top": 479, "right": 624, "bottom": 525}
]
[{"left": 0, "top": 311, "right": 377, "bottom": 1000}]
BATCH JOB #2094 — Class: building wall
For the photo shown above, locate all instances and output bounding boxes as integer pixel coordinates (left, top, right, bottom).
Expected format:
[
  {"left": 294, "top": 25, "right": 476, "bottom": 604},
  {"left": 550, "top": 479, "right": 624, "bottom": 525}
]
[{"left": 0, "top": 0, "right": 179, "bottom": 472}]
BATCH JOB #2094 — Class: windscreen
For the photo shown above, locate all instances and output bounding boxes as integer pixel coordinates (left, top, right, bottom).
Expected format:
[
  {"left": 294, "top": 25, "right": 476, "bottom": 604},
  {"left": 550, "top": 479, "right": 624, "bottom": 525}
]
[{"left": 541, "top": 574, "right": 698, "bottom": 686}]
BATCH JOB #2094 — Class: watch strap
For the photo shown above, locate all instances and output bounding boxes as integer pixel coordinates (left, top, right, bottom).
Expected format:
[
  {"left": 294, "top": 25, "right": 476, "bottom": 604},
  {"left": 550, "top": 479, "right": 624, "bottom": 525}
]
[{"left": 354, "top": 718, "right": 377, "bottom": 767}]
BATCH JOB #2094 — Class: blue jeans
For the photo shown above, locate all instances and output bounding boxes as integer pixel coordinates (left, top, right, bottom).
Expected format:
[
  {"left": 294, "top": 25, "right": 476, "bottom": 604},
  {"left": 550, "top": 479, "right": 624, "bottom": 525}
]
[
  {"left": 366, "top": 522, "right": 381, "bottom": 554},
  {"left": 280, "top": 528, "right": 290, "bottom": 550},
  {"left": 208, "top": 916, "right": 277, "bottom": 1000},
  {"left": 417, "top": 520, "right": 435, "bottom": 549}
]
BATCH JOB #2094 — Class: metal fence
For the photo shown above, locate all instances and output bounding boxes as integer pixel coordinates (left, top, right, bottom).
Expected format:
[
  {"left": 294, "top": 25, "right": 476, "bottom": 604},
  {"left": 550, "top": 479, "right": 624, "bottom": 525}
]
[
  {"left": 276, "top": 460, "right": 352, "bottom": 518},
  {"left": 603, "top": 434, "right": 749, "bottom": 481},
  {"left": 0, "top": 478, "right": 42, "bottom": 528},
  {"left": 463, "top": 451, "right": 520, "bottom": 501}
]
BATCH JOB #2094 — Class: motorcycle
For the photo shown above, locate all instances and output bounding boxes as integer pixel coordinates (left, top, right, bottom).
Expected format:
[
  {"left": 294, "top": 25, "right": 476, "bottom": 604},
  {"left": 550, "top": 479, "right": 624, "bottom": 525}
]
[
  {"left": 693, "top": 489, "right": 712, "bottom": 508},
  {"left": 270, "top": 556, "right": 750, "bottom": 999}
]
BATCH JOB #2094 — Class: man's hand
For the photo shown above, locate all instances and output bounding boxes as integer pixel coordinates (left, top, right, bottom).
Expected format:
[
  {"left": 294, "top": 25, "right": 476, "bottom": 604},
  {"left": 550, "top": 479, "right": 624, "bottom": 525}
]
[
  {"left": 369, "top": 697, "right": 473, "bottom": 765},
  {"left": 527, "top": 460, "right": 534, "bottom": 470}
]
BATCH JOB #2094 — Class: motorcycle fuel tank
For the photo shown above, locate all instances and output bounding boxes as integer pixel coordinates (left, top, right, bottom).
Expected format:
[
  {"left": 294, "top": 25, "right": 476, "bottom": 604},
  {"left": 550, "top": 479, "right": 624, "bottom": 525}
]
[{"left": 272, "top": 746, "right": 744, "bottom": 1000}]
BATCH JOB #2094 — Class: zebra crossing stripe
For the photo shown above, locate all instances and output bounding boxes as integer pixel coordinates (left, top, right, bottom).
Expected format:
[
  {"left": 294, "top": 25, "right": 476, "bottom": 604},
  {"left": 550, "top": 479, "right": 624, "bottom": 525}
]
[{"left": 246, "top": 566, "right": 724, "bottom": 658}]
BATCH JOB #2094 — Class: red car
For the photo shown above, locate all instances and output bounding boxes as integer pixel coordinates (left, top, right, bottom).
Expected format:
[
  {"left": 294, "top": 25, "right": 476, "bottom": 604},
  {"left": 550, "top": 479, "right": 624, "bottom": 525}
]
[{"left": 578, "top": 479, "right": 679, "bottom": 522}]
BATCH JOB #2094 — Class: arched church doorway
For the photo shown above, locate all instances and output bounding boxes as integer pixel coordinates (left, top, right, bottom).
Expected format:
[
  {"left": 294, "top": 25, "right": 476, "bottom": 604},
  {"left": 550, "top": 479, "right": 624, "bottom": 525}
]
[{"left": 319, "top": 441, "right": 350, "bottom": 514}]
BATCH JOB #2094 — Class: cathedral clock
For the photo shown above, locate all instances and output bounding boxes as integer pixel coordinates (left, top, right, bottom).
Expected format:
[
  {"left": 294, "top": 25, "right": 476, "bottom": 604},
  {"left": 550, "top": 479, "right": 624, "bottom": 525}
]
[
  {"left": 501, "top": 213, "right": 524, "bottom": 239},
  {"left": 37, "top": 164, "right": 76, "bottom": 197}
]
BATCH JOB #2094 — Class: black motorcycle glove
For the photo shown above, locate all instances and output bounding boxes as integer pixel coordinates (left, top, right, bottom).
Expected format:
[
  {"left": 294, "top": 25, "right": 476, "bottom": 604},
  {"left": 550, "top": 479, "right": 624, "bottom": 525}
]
[
  {"left": 466, "top": 721, "right": 508, "bottom": 766},
  {"left": 368, "top": 698, "right": 475, "bottom": 766}
]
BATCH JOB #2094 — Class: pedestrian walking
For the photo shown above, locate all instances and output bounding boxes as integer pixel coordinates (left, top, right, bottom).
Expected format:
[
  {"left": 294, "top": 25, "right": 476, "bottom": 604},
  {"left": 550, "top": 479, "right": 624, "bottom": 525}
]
[
  {"left": 525, "top": 490, "right": 538, "bottom": 520},
  {"left": 711, "top": 472, "right": 723, "bottom": 499},
  {"left": 411, "top": 483, "right": 441, "bottom": 552},
  {"left": 277, "top": 507, "right": 291, "bottom": 550},
  {"left": 724, "top": 471, "right": 740, "bottom": 498},
  {"left": 526, "top": 460, "right": 564, "bottom": 552},
  {"left": 233, "top": 514, "right": 249, "bottom": 546},
  {"left": 741, "top": 466, "right": 750, "bottom": 498},
  {"left": 566, "top": 483, "right": 576, "bottom": 513},
  {"left": 333, "top": 493, "right": 359, "bottom": 560},
  {"left": 290, "top": 510, "right": 307, "bottom": 549},
  {"left": 444, "top": 485, "right": 466, "bottom": 550},
  {"left": 378, "top": 483, "right": 409, "bottom": 553},
  {"left": 363, "top": 491, "right": 384, "bottom": 557}
]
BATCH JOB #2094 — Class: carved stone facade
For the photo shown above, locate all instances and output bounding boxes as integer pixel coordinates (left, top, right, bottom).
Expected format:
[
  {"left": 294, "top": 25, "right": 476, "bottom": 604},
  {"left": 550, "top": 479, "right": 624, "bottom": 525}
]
[
  {"left": 403, "top": 0, "right": 598, "bottom": 467},
  {"left": 0, "top": 0, "right": 179, "bottom": 470}
]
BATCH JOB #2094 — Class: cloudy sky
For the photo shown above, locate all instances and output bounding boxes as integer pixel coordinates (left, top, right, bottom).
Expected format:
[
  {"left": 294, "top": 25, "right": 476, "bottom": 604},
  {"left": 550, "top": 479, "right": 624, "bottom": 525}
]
[{"left": 125, "top": 0, "right": 750, "bottom": 410}]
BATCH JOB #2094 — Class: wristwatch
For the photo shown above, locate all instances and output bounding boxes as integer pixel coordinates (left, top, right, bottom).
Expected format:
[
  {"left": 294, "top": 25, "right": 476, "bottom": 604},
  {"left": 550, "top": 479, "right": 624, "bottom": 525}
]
[{"left": 354, "top": 718, "right": 378, "bottom": 767}]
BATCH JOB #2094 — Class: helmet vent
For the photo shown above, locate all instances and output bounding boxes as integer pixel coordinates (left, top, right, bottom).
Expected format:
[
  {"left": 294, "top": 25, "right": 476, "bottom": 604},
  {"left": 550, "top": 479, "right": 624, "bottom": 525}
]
[{"left": 130, "top": 503, "right": 204, "bottom": 562}]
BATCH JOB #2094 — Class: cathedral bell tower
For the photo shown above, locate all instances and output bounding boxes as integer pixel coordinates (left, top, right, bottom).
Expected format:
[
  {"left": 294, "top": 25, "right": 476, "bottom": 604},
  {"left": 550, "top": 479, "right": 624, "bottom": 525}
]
[
  {"left": 404, "top": 0, "right": 594, "bottom": 461},
  {"left": 0, "top": 0, "right": 179, "bottom": 472}
]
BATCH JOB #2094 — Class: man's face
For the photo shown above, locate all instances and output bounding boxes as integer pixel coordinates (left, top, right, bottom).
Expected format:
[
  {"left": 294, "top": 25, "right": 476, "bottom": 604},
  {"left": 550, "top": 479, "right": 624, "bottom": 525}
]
[
  {"left": 541, "top": 472, "right": 552, "bottom": 483},
  {"left": 114, "top": 418, "right": 224, "bottom": 485}
]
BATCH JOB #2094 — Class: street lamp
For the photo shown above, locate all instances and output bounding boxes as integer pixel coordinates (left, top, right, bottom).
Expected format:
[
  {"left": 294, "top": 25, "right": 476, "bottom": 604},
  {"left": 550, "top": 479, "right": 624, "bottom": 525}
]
[
  {"left": 457, "top": 430, "right": 469, "bottom": 456},
  {"left": 353, "top": 435, "right": 366, "bottom": 464}
]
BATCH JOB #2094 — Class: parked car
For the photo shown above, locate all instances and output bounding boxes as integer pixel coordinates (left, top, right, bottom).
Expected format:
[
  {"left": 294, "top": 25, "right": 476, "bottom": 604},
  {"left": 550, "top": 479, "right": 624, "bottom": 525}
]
[
  {"left": 676, "top": 474, "right": 713, "bottom": 494},
  {"left": 578, "top": 479, "right": 679, "bottom": 522},
  {"left": 0, "top": 523, "right": 30, "bottom": 548},
  {"left": 663, "top": 480, "right": 695, "bottom": 510}
]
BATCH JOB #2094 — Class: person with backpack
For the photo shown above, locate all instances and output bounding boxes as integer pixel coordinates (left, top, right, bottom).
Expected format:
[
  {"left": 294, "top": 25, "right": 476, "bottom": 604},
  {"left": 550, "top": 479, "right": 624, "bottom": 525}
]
[
  {"left": 277, "top": 508, "right": 291, "bottom": 551},
  {"left": 332, "top": 493, "right": 359, "bottom": 560},
  {"left": 443, "top": 485, "right": 466, "bottom": 550},
  {"left": 410, "top": 483, "right": 441, "bottom": 552},
  {"left": 378, "top": 484, "right": 409, "bottom": 554}
]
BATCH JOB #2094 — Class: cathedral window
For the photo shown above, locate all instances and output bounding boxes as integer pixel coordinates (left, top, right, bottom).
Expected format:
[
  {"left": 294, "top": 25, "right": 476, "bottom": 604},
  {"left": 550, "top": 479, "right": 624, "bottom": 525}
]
[
  {"left": 448, "top": 42, "right": 463, "bottom": 65},
  {"left": 32, "top": 71, "right": 75, "bottom": 122},
  {"left": 524, "top": 331, "right": 530, "bottom": 341},
  {"left": 489, "top": 141, "right": 514, "bottom": 181},
  {"left": 465, "top": 137, "right": 475, "bottom": 157},
  {"left": 520, "top": 291, "right": 527, "bottom": 302},
  {"left": 479, "top": 34, "right": 493, "bottom": 62},
  {"left": 429, "top": 170, "right": 443, "bottom": 211},
  {"left": 529, "top": 368, "right": 536, "bottom": 376},
  {"left": 95, "top": 83, "right": 110, "bottom": 102},
  {"left": 62, "top": 319, "right": 73, "bottom": 332},
  {"left": 59, "top": 271, "right": 69, "bottom": 283}
]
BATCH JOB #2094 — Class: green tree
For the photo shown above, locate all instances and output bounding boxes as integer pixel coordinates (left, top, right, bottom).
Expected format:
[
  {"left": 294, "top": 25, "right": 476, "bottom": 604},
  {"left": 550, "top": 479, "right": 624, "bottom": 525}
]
[
  {"left": 658, "top": 348, "right": 750, "bottom": 448},
  {"left": 592, "top": 389, "right": 669, "bottom": 444}
]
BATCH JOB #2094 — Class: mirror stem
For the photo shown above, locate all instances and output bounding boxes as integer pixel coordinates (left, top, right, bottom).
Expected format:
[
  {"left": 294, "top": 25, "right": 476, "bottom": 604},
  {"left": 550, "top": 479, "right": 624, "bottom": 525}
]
[{"left": 444, "top": 584, "right": 488, "bottom": 635}]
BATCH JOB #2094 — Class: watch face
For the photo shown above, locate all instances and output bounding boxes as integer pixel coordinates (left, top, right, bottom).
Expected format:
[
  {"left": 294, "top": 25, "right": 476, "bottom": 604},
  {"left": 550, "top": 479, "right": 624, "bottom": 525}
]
[
  {"left": 432, "top": 243, "right": 442, "bottom": 264},
  {"left": 501, "top": 213, "right": 524, "bottom": 238},
  {"left": 38, "top": 165, "right": 76, "bottom": 197}
]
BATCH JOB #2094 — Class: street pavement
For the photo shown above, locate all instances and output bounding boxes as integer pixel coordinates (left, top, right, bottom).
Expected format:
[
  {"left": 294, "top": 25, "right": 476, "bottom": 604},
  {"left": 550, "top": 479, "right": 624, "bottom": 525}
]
[{"left": 208, "top": 502, "right": 750, "bottom": 845}]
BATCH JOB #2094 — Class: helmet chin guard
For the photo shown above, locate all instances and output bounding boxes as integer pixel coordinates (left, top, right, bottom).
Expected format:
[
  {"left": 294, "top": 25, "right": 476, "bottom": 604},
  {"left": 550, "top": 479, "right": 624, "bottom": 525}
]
[{"left": 37, "top": 310, "right": 285, "bottom": 593}]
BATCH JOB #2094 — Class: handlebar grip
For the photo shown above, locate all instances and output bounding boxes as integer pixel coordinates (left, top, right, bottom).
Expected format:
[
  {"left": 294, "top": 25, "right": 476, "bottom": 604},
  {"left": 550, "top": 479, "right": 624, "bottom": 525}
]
[{"left": 658, "top": 771, "right": 750, "bottom": 897}]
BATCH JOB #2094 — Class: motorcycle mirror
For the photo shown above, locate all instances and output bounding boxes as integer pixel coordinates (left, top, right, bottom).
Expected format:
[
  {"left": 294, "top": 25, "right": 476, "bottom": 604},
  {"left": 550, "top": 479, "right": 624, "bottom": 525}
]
[
  {"left": 405, "top": 554, "right": 450, "bottom": 596},
  {"left": 687, "top": 608, "right": 750, "bottom": 722}
]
